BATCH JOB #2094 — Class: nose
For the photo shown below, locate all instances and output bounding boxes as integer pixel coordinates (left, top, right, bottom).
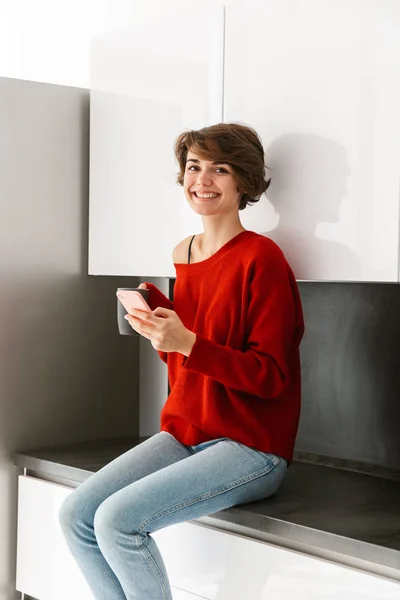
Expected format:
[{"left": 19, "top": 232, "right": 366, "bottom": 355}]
[{"left": 196, "top": 172, "right": 212, "bottom": 186}]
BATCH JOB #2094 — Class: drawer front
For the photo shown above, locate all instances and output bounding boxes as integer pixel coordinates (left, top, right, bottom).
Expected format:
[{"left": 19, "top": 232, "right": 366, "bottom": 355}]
[
  {"left": 17, "top": 476, "right": 400, "bottom": 600},
  {"left": 154, "top": 522, "right": 400, "bottom": 600},
  {"left": 16, "top": 476, "right": 93, "bottom": 600}
]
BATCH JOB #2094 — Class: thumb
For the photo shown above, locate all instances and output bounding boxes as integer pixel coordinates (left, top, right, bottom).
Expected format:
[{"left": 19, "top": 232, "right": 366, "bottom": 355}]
[
  {"left": 153, "top": 306, "right": 172, "bottom": 318},
  {"left": 138, "top": 283, "right": 148, "bottom": 289}
]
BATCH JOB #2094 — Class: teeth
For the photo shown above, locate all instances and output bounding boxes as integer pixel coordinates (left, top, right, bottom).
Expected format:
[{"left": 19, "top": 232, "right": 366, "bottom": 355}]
[{"left": 195, "top": 192, "right": 218, "bottom": 198}]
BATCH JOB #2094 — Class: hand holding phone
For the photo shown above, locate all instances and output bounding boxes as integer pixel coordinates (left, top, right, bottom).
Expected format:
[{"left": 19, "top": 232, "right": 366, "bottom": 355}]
[{"left": 116, "top": 289, "right": 151, "bottom": 314}]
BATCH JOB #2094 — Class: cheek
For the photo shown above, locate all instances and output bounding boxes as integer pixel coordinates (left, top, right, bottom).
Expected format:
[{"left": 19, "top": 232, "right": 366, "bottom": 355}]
[
  {"left": 183, "top": 173, "right": 196, "bottom": 191},
  {"left": 225, "top": 180, "right": 240, "bottom": 197},
  {"left": 183, "top": 178, "right": 192, "bottom": 198}
]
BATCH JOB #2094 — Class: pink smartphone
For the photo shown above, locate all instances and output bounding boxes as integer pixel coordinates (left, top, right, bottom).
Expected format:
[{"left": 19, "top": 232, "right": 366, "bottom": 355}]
[{"left": 116, "top": 290, "right": 151, "bottom": 314}]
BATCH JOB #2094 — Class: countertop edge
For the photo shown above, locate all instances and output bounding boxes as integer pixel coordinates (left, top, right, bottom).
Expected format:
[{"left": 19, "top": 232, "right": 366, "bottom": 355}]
[
  {"left": 195, "top": 512, "right": 400, "bottom": 583},
  {"left": 13, "top": 453, "right": 93, "bottom": 483},
  {"left": 13, "top": 449, "right": 400, "bottom": 583}
]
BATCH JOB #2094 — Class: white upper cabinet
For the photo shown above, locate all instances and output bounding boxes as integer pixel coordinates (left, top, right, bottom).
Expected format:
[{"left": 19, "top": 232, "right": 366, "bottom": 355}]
[
  {"left": 224, "top": 0, "right": 400, "bottom": 281},
  {"left": 88, "top": 6, "right": 224, "bottom": 277},
  {"left": 89, "top": 0, "right": 400, "bottom": 281}
]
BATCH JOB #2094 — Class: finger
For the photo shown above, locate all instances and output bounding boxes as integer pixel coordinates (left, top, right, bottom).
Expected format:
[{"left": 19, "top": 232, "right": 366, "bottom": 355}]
[
  {"left": 124, "top": 314, "right": 140, "bottom": 330},
  {"left": 138, "top": 283, "right": 148, "bottom": 289},
  {"left": 153, "top": 307, "right": 172, "bottom": 318},
  {"left": 125, "top": 315, "right": 156, "bottom": 338},
  {"left": 129, "top": 308, "right": 156, "bottom": 324}
]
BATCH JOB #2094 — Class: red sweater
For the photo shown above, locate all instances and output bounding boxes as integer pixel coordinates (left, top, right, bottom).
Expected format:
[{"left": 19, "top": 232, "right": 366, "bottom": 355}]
[{"left": 145, "top": 230, "right": 304, "bottom": 462}]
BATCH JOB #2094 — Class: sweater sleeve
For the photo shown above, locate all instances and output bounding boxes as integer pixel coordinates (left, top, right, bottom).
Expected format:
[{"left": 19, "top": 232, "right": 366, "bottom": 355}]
[
  {"left": 144, "top": 282, "right": 173, "bottom": 365},
  {"left": 144, "top": 283, "right": 173, "bottom": 311},
  {"left": 182, "top": 256, "right": 304, "bottom": 399}
]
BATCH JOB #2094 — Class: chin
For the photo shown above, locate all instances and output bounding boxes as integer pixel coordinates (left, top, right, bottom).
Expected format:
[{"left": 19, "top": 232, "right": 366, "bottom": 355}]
[{"left": 191, "top": 206, "right": 217, "bottom": 216}]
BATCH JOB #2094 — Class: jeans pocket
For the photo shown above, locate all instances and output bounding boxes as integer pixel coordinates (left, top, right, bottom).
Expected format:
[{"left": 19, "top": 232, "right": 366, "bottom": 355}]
[{"left": 256, "top": 449, "right": 287, "bottom": 469}]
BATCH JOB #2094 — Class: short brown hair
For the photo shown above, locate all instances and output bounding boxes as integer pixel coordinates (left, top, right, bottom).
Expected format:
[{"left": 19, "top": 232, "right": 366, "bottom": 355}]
[{"left": 174, "top": 123, "right": 270, "bottom": 211}]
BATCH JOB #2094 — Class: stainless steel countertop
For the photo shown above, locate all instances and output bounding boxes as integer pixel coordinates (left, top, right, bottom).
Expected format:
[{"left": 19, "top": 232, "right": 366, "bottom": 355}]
[{"left": 13, "top": 436, "right": 400, "bottom": 583}]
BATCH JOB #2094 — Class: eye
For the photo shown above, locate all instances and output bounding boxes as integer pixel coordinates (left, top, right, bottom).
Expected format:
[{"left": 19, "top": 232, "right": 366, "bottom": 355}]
[
  {"left": 215, "top": 167, "right": 228, "bottom": 174},
  {"left": 187, "top": 165, "right": 200, "bottom": 171}
]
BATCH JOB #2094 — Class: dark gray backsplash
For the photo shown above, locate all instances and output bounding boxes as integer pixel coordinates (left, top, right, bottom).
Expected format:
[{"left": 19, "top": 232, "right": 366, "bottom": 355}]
[{"left": 296, "top": 282, "right": 400, "bottom": 470}]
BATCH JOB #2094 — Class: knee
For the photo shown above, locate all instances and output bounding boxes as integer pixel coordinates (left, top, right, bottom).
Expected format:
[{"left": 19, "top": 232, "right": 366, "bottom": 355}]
[
  {"left": 93, "top": 497, "right": 142, "bottom": 547},
  {"left": 58, "top": 489, "right": 87, "bottom": 539},
  {"left": 93, "top": 498, "right": 120, "bottom": 544}
]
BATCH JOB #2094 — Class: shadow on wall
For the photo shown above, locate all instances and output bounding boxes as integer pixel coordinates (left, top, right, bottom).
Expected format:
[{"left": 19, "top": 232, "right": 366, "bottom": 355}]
[{"left": 261, "top": 133, "right": 359, "bottom": 280}]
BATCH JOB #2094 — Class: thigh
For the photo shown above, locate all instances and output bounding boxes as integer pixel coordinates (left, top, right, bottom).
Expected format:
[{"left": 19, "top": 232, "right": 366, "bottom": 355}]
[
  {"left": 97, "top": 439, "right": 287, "bottom": 534},
  {"left": 62, "top": 431, "right": 192, "bottom": 520}
]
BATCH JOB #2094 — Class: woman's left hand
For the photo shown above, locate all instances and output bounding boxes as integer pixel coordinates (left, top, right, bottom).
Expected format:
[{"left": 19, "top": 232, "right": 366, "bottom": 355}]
[{"left": 125, "top": 307, "right": 196, "bottom": 356}]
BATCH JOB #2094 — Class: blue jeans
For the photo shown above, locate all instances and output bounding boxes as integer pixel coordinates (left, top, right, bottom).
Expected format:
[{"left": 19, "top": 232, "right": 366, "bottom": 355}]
[{"left": 59, "top": 431, "right": 287, "bottom": 600}]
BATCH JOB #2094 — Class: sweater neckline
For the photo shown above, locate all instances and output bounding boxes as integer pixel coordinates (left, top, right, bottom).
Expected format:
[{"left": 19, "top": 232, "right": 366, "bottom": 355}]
[{"left": 174, "top": 230, "right": 256, "bottom": 275}]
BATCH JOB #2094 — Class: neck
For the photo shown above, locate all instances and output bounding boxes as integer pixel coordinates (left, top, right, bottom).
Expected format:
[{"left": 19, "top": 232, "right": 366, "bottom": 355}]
[{"left": 199, "top": 217, "right": 246, "bottom": 256}]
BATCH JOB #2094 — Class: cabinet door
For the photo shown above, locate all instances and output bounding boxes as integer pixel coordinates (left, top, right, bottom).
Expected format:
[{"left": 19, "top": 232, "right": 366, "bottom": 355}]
[
  {"left": 154, "top": 521, "right": 400, "bottom": 600},
  {"left": 88, "top": 6, "right": 224, "bottom": 277},
  {"left": 224, "top": 0, "right": 400, "bottom": 282},
  {"left": 16, "top": 476, "right": 94, "bottom": 600}
]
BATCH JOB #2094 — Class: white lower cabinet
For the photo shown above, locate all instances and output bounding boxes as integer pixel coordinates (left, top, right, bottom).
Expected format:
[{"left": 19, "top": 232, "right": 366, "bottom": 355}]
[
  {"left": 16, "top": 477, "right": 93, "bottom": 600},
  {"left": 170, "top": 589, "right": 205, "bottom": 600},
  {"left": 154, "top": 524, "right": 400, "bottom": 600},
  {"left": 16, "top": 475, "right": 400, "bottom": 600}
]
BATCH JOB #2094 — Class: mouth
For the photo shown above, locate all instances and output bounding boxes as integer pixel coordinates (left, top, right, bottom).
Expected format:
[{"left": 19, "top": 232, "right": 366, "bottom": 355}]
[{"left": 191, "top": 191, "right": 220, "bottom": 200}]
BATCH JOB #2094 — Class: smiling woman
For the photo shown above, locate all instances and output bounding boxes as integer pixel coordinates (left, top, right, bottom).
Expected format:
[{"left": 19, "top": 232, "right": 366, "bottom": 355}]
[
  {"left": 183, "top": 152, "right": 240, "bottom": 218},
  {"left": 175, "top": 122, "right": 271, "bottom": 211},
  {"left": 59, "top": 122, "right": 305, "bottom": 600}
]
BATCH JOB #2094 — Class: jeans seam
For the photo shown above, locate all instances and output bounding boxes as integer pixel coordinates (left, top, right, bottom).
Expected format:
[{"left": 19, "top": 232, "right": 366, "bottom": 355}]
[
  {"left": 139, "top": 538, "right": 170, "bottom": 600},
  {"left": 137, "top": 460, "right": 280, "bottom": 533}
]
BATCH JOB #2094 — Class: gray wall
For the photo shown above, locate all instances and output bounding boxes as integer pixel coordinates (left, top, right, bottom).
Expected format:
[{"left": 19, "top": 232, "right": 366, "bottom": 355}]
[
  {"left": 0, "top": 79, "right": 140, "bottom": 600},
  {"left": 296, "top": 282, "right": 400, "bottom": 471}
]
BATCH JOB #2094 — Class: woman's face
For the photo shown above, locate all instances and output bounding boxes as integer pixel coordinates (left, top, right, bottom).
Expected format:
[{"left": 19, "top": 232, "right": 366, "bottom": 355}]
[{"left": 183, "top": 151, "right": 242, "bottom": 216}]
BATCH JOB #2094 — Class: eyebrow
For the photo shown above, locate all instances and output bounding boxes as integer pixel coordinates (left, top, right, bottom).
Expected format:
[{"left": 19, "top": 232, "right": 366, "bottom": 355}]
[{"left": 186, "top": 158, "right": 229, "bottom": 166}]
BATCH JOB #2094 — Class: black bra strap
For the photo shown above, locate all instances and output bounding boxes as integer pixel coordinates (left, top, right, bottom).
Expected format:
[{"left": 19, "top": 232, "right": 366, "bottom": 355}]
[{"left": 187, "top": 235, "right": 196, "bottom": 264}]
